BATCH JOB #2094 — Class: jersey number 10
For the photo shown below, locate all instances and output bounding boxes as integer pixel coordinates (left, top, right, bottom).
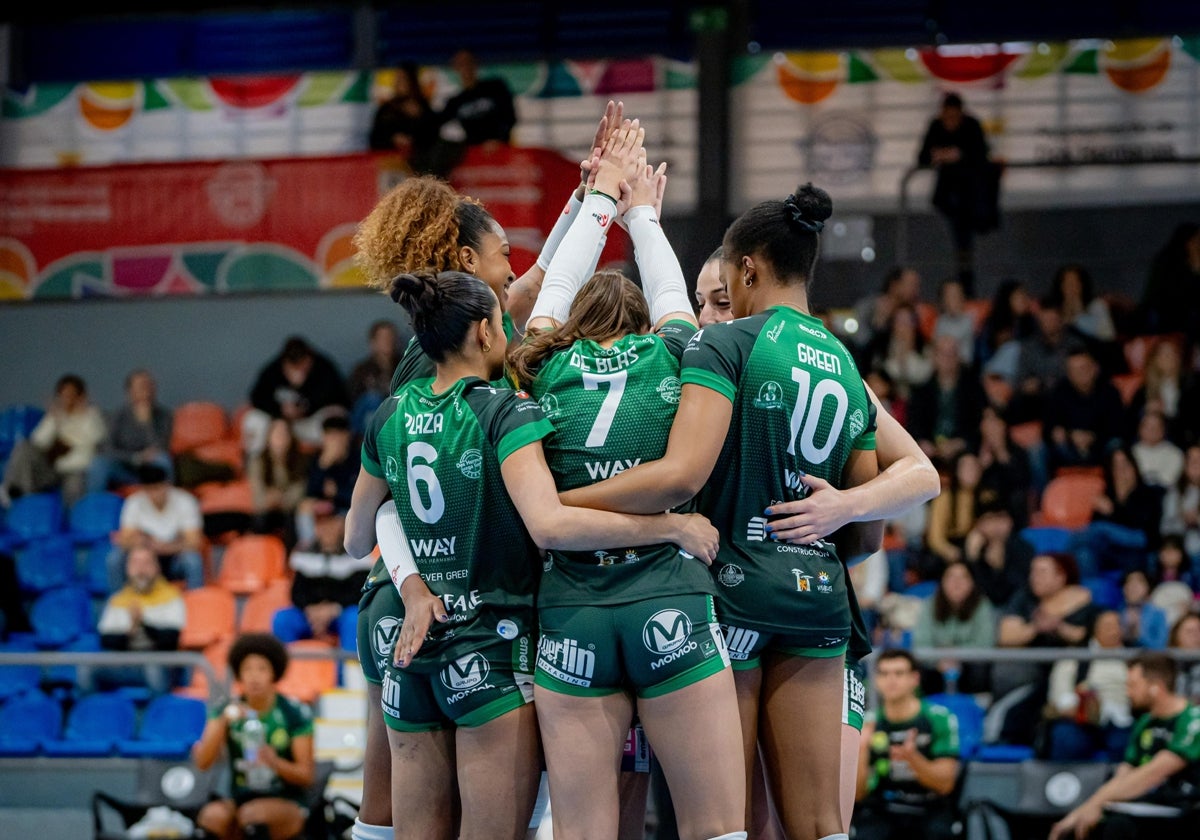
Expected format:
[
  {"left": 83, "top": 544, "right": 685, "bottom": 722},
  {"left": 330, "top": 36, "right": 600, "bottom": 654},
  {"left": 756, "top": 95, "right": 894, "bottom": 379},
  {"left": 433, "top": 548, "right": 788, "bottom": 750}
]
[{"left": 786, "top": 366, "right": 848, "bottom": 466}]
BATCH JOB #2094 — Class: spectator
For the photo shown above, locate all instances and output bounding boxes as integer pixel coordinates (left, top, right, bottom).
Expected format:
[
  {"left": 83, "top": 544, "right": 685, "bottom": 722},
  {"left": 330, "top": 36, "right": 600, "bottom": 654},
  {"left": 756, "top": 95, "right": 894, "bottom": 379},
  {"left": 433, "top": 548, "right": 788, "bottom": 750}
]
[
  {"left": 94, "top": 545, "right": 186, "bottom": 692},
  {"left": 242, "top": 336, "right": 349, "bottom": 456},
  {"left": 107, "top": 464, "right": 205, "bottom": 592},
  {"left": 1049, "top": 262, "right": 1121, "bottom": 374},
  {"left": 916, "top": 91, "right": 999, "bottom": 291},
  {"left": 908, "top": 335, "right": 983, "bottom": 463},
  {"left": 1149, "top": 536, "right": 1199, "bottom": 628},
  {"left": 1, "top": 373, "right": 105, "bottom": 508},
  {"left": 1044, "top": 347, "right": 1125, "bottom": 473},
  {"left": 962, "top": 502, "right": 1035, "bottom": 607},
  {"left": 976, "top": 406, "right": 1034, "bottom": 526},
  {"left": 368, "top": 62, "right": 439, "bottom": 175},
  {"left": 1132, "top": 408, "right": 1185, "bottom": 489},
  {"left": 1138, "top": 220, "right": 1200, "bottom": 336},
  {"left": 1120, "top": 569, "right": 1169, "bottom": 650},
  {"left": 1127, "top": 339, "right": 1193, "bottom": 446},
  {"left": 1012, "top": 296, "right": 1087, "bottom": 421},
  {"left": 87, "top": 368, "right": 174, "bottom": 494},
  {"left": 865, "top": 367, "right": 907, "bottom": 428},
  {"left": 272, "top": 513, "right": 371, "bottom": 646},
  {"left": 192, "top": 633, "right": 315, "bottom": 840},
  {"left": 1072, "top": 445, "right": 1161, "bottom": 578},
  {"left": 854, "top": 649, "right": 961, "bottom": 840},
  {"left": 867, "top": 305, "right": 932, "bottom": 401},
  {"left": 1043, "top": 610, "right": 1133, "bottom": 763},
  {"left": 978, "top": 278, "right": 1036, "bottom": 373},
  {"left": 246, "top": 418, "right": 308, "bottom": 546},
  {"left": 1050, "top": 652, "right": 1200, "bottom": 840},
  {"left": 347, "top": 320, "right": 400, "bottom": 435},
  {"left": 1162, "top": 445, "right": 1200, "bottom": 560},
  {"left": 1169, "top": 615, "right": 1200, "bottom": 702},
  {"left": 851, "top": 265, "right": 922, "bottom": 359},
  {"left": 925, "top": 452, "right": 983, "bottom": 569},
  {"left": 295, "top": 415, "right": 359, "bottom": 549},
  {"left": 912, "top": 560, "right": 996, "bottom": 694},
  {"left": 931, "top": 276, "right": 976, "bottom": 365},
  {"left": 427, "top": 49, "right": 517, "bottom": 177},
  {"left": 850, "top": 548, "right": 890, "bottom": 638}
]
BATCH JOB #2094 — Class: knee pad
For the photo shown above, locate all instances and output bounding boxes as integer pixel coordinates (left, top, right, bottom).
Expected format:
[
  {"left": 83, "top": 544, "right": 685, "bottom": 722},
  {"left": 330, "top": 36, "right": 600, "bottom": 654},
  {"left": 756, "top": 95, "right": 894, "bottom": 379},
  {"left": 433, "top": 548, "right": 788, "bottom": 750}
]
[
  {"left": 351, "top": 818, "right": 394, "bottom": 840},
  {"left": 708, "top": 834, "right": 748, "bottom": 840}
]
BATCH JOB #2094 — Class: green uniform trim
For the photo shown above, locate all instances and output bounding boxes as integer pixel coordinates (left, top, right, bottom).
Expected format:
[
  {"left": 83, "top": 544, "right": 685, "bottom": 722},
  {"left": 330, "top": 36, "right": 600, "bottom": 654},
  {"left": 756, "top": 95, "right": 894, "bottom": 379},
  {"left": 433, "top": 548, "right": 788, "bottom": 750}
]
[
  {"left": 639, "top": 654, "right": 728, "bottom": 699},
  {"left": 496, "top": 419, "right": 555, "bottom": 464},
  {"left": 454, "top": 691, "right": 530, "bottom": 729},
  {"left": 533, "top": 670, "right": 625, "bottom": 698},
  {"left": 680, "top": 367, "right": 736, "bottom": 402}
]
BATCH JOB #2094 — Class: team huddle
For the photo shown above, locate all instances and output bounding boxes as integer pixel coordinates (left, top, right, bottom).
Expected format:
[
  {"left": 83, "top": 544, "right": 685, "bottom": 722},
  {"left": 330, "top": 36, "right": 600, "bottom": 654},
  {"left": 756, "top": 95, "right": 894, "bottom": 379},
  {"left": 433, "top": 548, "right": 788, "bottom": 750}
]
[{"left": 342, "top": 102, "right": 940, "bottom": 840}]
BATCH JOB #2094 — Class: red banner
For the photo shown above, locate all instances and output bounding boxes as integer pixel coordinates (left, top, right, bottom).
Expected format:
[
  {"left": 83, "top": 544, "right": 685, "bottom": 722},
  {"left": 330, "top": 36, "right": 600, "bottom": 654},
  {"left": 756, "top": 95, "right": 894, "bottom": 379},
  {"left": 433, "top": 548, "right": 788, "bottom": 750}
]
[{"left": 0, "top": 146, "right": 621, "bottom": 301}]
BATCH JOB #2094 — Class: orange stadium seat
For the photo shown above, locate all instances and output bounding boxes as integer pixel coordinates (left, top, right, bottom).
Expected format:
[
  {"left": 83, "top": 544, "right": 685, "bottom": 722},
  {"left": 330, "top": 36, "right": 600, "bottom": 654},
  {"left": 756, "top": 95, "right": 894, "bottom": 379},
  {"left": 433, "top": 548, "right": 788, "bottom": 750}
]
[
  {"left": 179, "top": 586, "right": 237, "bottom": 650},
  {"left": 1036, "top": 473, "right": 1106, "bottom": 529},
  {"left": 170, "top": 401, "right": 229, "bottom": 455},
  {"left": 195, "top": 479, "right": 254, "bottom": 516},
  {"left": 276, "top": 640, "right": 339, "bottom": 705},
  {"left": 1110, "top": 372, "right": 1143, "bottom": 406},
  {"left": 217, "top": 534, "right": 287, "bottom": 595},
  {"left": 177, "top": 637, "right": 232, "bottom": 701},
  {"left": 239, "top": 578, "right": 294, "bottom": 634},
  {"left": 191, "top": 438, "right": 245, "bottom": 478}
]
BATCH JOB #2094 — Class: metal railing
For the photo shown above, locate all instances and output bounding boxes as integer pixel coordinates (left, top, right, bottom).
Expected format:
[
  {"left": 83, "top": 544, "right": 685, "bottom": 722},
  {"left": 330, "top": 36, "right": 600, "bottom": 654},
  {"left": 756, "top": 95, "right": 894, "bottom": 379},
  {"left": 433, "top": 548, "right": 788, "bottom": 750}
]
[
  {"left": 896, "top": 156, "right": 1200, "bottom": 265},
  {"left": 0, "top": 650, "right": 226, "bottom": 703}
]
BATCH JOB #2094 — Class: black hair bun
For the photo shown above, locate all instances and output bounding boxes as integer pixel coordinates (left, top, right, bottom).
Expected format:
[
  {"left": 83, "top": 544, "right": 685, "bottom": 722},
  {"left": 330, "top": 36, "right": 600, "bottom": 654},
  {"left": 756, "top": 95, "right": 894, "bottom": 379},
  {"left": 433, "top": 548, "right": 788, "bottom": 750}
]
[
  {"left": 783, "top": 183, "right": 833, "bottom": 233},
  {"left": 389, "top": 271, "right": 441, "bottom": 308}
]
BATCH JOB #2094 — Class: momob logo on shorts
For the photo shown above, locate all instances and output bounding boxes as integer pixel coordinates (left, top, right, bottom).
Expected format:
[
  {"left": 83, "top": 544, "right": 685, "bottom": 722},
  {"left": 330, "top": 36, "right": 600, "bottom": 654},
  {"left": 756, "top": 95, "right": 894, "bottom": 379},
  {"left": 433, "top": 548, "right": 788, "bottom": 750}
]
[
  {"left": 440, "top": 652, "right": 490, "bottom": 691},
  {"left": 642, "top": 610, "right": 692, "bottom": 655},
  {"left": 373, "top": 617, "right": 400, "bottom": 662}
]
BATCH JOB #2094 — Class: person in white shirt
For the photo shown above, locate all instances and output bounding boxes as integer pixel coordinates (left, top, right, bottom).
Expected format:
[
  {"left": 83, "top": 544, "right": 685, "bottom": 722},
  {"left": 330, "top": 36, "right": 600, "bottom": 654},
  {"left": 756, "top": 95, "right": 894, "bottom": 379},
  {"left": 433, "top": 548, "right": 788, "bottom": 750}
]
[
  {"left": 1, "top": 374, "right": 105, "bottom": 507},
  {"left": 106, "top": 464, "right": 205, "bottom": 591},
  {"left": 1132, "top": 409, "right": 1185, "bottom": 489}
]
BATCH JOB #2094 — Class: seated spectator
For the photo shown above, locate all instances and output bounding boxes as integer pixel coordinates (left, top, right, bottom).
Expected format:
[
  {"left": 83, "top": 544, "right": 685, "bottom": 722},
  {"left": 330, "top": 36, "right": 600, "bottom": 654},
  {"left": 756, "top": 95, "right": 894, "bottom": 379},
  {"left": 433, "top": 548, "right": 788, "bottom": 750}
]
[
  {"left": 977, "top": 278, "right": 1036, "bottom": 374},
  {"left": 908, "top": 335, "right": 982, "bottom": 463},
  {"left": 1049, "top": 262, "right": 1121, "bottom": 372},
  {"left": 1011, "top": 296, "right": 1086, "bottom": 420},
  {"left": 976, "top": 406, "right": 1034, "bottom": 526},
  {"left": 931, "top": 276, "right": 976, "bottom": 366},
  {"left": 1127, "top": 339, "right": 1194, "bottom": 446},
  {"left": 426, "top": 49, "right": 519, "bottom": 177},
  {"left": 1161, "top": 445, "right": 1200, "bottom": 560},
  {"left": 192, "top": 633, "right": 315, "bottom": 840},
  {"left": 1043, "top": 610, "right": 1133, "bottom": 762},
  {"left": 247, "top": 418, "right": 309, "bottom": 547},
  {"left": 854, "top": 649, "right": 961, "bottom": 840},
  {"left": 1, "top": 373, "right": 105, "bottom": 508},
  {"left": 295, "top": 415, "right": 359, "bottom": 549},
  {"left": 87, "top": 368, "right": 174, "bottom": 493},
  {"left": 1150, "top": 534, "right": 1200, "bottom": 594},
  {"left": 368, "top": 62, "right": 439, "bottom": 174},
  {"left": 1137, "top": 220, "right": 1200, "bottom": 336},
  {"left": 1132, "top": 408, "right": 1184, "bottom": 489},
  {"left": 867, "top": 305, "right": 932, "bottom": 401},
  {"left": 1121, "top": 570, "right": 1170, "bottom": 650},
  {"left": 0, "top": 551, "right": 31, "bottom": 641},
  {"left": 925, "top": 452, "right": 983, "bottom": 570},
  {"left": 851, "top": 265, "right": 922, "bottom": 361},
  {"left": 347, "top": 320, "right": 400, "bottom": 435},
  {"left": 272, "top": 512, "right": 371, "bottom": 645},
  {"left": 242, "top": 336, "right": 349, "bottom": 455},
  {"left": 912, "top": 560, "right": 995, "bottom": 694},
  {"left": 1050, "top": 652, "right": 1200, "bottom": 840},
  {"left": 94, "top": 545, "right": 186, "bottom": 692},
  {"left": 107, "top": 464, "right": 205, "bottom": 592},
  {"left": 1169, "top": 615, "right": 1200, "bottom": 702},
  {"left": 1071, "top": 445, "right": 1162, "bottom": 578},
  {"left": 1044, "top": 346, "right": 1124, "bottom": 474},
  {"left": 962, "top": 502, "right": 1035, "bottom": 607}
]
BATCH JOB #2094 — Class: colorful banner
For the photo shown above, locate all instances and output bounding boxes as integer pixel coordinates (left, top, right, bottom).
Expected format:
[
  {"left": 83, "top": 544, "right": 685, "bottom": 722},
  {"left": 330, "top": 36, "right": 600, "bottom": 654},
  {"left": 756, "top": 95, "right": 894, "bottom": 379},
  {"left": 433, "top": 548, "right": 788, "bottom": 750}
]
[{"left": 0, "top": 146, "right": 600, "bottom": 301}]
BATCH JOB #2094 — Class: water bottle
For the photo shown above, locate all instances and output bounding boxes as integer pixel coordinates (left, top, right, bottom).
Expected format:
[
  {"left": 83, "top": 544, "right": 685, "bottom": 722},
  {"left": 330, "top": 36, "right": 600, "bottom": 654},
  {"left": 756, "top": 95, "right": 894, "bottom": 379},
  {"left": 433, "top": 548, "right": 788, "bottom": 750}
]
[
  {"left": 944, "top": 666, "right": 960, "bottom": 695},
  {"left": 241, "top": 710, "right": 272, "bottom": 791}
]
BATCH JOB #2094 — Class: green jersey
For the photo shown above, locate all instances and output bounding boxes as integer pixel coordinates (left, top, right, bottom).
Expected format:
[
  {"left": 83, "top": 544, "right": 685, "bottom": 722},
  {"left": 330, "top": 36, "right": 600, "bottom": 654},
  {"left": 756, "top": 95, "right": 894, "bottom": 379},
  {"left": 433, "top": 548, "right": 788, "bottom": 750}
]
[
  {"left": 216, "top": 695, "right": 314, "bottom": 804},
  {"left": 1124, "top": 704, "right": 1200, "bottom": 802},
  {"left": 529, "top": 321, "right": 715, "bottom": 606},
  {"left": 681, "top": 306, "right": 876, "bottom": 634},
  {"left": 361, "top": 376, "right": 552, "bottom": 672},
  {"left": 864, "top": 700, "right": 960, "bottom": 808}
]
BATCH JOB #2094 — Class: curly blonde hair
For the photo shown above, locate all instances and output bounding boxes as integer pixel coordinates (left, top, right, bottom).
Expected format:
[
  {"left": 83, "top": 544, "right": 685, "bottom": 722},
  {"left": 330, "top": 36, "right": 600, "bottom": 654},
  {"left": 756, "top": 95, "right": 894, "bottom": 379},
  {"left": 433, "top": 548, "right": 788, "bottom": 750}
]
[{"left": 353, "top": 176, "right": 489, "bottom": 288}]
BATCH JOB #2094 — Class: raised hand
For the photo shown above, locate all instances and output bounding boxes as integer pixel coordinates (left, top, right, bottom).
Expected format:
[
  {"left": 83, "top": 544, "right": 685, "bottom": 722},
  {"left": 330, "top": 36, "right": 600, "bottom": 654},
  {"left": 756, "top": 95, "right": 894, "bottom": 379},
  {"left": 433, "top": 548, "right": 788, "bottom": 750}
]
[
  {"left": 626, "top": 160, "right": 668, "bottom": 213},
  {"left": 578, "top": 100, "right": 624, "bottom": 195},
  {"left": 593, "top": 119, "right": 644, "bottom": 199}
]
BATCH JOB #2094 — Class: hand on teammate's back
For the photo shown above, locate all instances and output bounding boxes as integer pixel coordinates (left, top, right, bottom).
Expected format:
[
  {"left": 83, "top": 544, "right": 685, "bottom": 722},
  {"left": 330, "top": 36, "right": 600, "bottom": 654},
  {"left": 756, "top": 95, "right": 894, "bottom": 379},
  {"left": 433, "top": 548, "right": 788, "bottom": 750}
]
[{"left": 671, "top": 512, "right": 720, "bottom": 565}]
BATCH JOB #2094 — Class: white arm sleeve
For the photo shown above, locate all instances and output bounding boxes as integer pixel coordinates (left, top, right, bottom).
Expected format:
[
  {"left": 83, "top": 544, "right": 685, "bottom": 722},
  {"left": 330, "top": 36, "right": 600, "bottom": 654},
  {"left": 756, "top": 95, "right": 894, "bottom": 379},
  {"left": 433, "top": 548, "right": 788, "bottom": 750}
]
[
  {"left": 529, "top": 192, "right": 617, "bottom": 324},
  {"left": 535, "top": 191, "right": 584, "bottom": 271},
  {"left": 625, "top": 205, "right": 693, "bottom": 324},
  {"left": 375, "top": 499, "right": 419, "bottom": 593}
]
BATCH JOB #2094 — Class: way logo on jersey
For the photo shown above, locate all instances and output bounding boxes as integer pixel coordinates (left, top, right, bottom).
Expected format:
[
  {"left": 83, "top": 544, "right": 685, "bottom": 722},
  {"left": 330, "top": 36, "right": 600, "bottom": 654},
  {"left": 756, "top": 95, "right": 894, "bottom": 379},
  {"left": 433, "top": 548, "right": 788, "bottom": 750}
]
[
  {"left": 584, "top": 458, "right": 641, "bottom": 480},
  {"left": 537, "top": 636, "right": 596, "bottom": 686},
  {"left": 409, "top": 536, "right": 457, "bottom": 558},
  {"left": 405, "top": 413, "right": 444, "bottom": 435},
  {"left": 784, "top": 469, "right": 811, "bottom": 492},
  {"left": 721, "top": 624, "right": 761, "bottom": 661},
  {"left": 746, "top": 516, "right": 768, "bottom": 542},
  {"left": 753, "top": 381, "right": 784, "bottom": 410}
]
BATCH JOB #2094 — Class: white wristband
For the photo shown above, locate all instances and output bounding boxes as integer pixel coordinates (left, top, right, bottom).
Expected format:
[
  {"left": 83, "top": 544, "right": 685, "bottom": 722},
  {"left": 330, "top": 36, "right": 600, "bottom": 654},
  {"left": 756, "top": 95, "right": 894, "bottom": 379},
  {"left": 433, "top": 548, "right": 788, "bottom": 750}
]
[
  {"left": 375, "top": 499, "right": 419, "bottom": 592},
  {"left": 535, "top": 192, "right": 585, "bottom": 271}
]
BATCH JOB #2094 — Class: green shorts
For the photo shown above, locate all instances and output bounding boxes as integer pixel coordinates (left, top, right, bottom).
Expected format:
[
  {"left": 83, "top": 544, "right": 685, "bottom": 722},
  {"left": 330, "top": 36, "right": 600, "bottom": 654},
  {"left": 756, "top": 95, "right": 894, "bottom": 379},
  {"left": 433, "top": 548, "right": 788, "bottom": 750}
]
[
  {"left": 842, "top": 658, "right": 867, "bottom": 731},
  {"left": 357, "top": 583, "right": 402, "bottom": 686},
  {"left": 535, "top": 594, "right": 729, "bottom": 699},
  {"left": 719, "top": 619, "right": 848, "bottom": 669},
  {"left": 380, "top": 614, "right": 535, "bottom": 731}
]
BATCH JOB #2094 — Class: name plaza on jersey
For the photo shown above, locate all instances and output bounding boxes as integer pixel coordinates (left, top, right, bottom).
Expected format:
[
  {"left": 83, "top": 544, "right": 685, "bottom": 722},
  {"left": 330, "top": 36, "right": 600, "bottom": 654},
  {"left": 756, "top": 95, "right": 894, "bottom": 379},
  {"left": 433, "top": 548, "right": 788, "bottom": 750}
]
[{"left": 405, "top": 412, "right": 443, "bottom": 434}]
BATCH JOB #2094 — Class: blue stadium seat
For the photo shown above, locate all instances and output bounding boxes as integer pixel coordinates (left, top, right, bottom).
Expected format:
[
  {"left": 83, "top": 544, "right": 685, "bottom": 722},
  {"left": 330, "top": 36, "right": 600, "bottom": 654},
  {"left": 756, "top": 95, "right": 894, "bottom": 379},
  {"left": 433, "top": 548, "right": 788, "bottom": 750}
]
[
  {"left": 46, "top": 632, "right": 101, "bottom": 684},
  {"left": 0, "top": 404, "right": 44, "bottom": 459},
  {"left": 42, "top": 691, "right": 137, "bottom": 757},
  {"left": 118, "top": 694, "right": 207, "bottom": 758},
  {"left": 1019, "top": 526, "right": 1074, "bottom": 555},
  {"left": 15, "top": 535, "right": 76, "bottom": 594},
  {"left": 1081, "top": 576, "right": 1122, "bottom": 611},
  {"left": 0, "top": 492, "right": 64, "bottom": 549},
  {"left": 29, "top": 586, "right": 94, "bottom": 649},
  {"left": 84, "top": 541, "right": 115, "bottom": 595},
  {"left": 0, "top": 690, "right": 62, "bottom": 757},
  {"left": 65, "top": 491, "right": 124, "bottom": 545},
  {"left": 976, "top": 743, "right": 1037, "bottom": 763},
  {"left": 0, "top": 638, "right": 42, "bottom": 700},
  {"left": 904, "top": 580, "right": 937, "bottom": 599},
  {"left": 925, "top": 692, "right": 984, "bottom": 759}
]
